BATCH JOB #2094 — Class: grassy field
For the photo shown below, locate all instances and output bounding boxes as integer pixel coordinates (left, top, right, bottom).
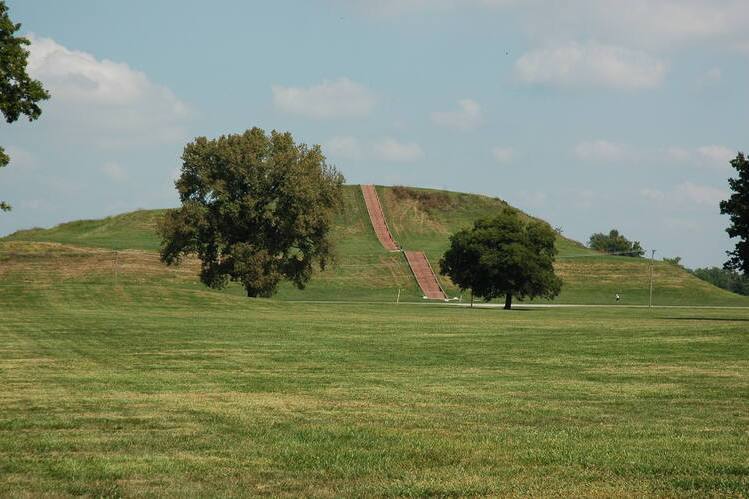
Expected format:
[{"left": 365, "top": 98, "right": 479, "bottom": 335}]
[
  {"left": 4, "top": 184, "right": 748, "bottom": 306},
  {"left": 2, "top": 186, "right": 748, "bottom": 495},
  {"left": 1, "top": 278, "right": 747, "bottom": 496}
]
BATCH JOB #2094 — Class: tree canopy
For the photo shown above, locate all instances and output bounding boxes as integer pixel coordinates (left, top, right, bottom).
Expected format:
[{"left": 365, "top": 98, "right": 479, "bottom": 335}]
[
  {"left": 160, "top": 128, "right": 344, "bottom": 297},
  {"left": 439, "top": 209, "right": 562, "bottom": 309},
  {"left": 0, "top": 0, "right": 50, "bottom": 211},
  {"left": 691, "top": 266, "right": 749, "bottom": 296},
  {"left": 588, "top": 229, "right": 644, "bottom": 257},
  {"left": 720, "top": 152, "right": 749, "bottom": 273}
]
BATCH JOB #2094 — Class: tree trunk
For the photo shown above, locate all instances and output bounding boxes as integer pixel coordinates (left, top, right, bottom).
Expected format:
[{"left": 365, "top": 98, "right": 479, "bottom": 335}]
[
  {"left": 504, "top": 293, "right": 512, "bottom": 310},
  {"left": 470, "top": 290, "right": 474, "bottom": 308}
]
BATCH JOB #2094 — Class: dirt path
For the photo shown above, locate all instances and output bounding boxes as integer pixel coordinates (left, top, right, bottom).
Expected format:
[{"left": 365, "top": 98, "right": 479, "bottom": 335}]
[{"left": 360, "top": 185, "right": 447, "bottom": 300}]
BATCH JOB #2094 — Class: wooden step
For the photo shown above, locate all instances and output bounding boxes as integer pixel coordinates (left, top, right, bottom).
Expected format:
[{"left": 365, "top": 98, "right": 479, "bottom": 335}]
[
  {"left": 404, "top": 250, "right": 447, "bottom": 300},
  {"left": 361, "top": 185, "right": 399, "bottom": 251}
]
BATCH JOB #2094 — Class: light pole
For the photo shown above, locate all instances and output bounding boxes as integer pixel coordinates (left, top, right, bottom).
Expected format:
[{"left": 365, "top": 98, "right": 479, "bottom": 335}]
[{"left": 649, "top": 249, "right": 655, "bottom": 309}]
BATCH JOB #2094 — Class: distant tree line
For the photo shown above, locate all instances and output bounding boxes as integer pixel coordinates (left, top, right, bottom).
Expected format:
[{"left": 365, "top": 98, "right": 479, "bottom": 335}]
[
  {"left": 691, "top": 266, "right": 749, "bottom": 296},
  {"left": 661, "top": 256, "right": 749, "bottom": 296}
]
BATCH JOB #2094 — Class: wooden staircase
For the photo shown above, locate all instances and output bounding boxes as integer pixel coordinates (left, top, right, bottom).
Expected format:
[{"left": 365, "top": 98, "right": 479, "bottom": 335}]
[
  {"left": 360, "top": 185, "right": 447, "bottom": 300},
  {"left": 404, "top": 251, "right": 447, "bottom": 300},
  {"left": 361, "top": 185, "right": 399, "bottom": 251}
]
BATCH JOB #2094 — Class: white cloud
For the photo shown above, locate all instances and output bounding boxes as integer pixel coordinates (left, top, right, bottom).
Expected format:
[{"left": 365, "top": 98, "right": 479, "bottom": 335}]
[
  {"left": 737, "top": 40, "right": 749, "bottom": 54},
  {"left": 324, "top": 136, "right": 362, "bottom": 160},
  {"left": 675, "top": 182, "right": 726, "bottom": 206},
  {"left": 272, "top": 78, "right": 375, "bottom": 119},
  {"left": 491, "top": 146, "right": 514, "bottom": 163},
  {"left": 576, "top": 0, "right": 749, "bottom": 49},
  {"left": 665, "top": 147, "right": 692, "bottom": 162},
  {"left": 3, "top": 146, "right": 36, "bottom": 170},
  {"left": 639, "top": 188, "right": 666, "bottom": 201},
  {"left": 641, "top": 182, "right": 726, "bottom": 207},
  {"left": 431, "top": 99, "right": 482, "bottom": 130},
  {"left": 697, "top": 145, "right": 734, "bottom": 166},
  {"left": 347, "top": 1, "right": 749, "bottom": 54},
  {"left": 573, "top": 188, "right": 597, "bottom": 209},
  {"left": 515, "top": 42, "right": 666, "bottom": 90},
  {"left": 100, "top": 161, "right": 127, "bottom": 182},
  {"left": 27, "top": 35, "right": 190, "bottom": 147},
  {"left": 323, "top": 135, "right": 427, "bottom": 162},
  {"left": 373, "top": 138, "right": 424, "bottom": 162},
  {"left": 574, "top": 140, "right": 627, "bottom": 162},
  {"left": 662, "top": 217, "right": 702, "bottom": 233},
  {"left": 699, "top": 67, "right": 722, "bottom": 86},
  {"left": 349, "top": 0, "right": 516, "bottom": 17},
  {"left": 516, "top": 190, "right": 547, "bottom": 208},
  {"left": 663, "top": 145, "right": 736, "bottom": 168}
]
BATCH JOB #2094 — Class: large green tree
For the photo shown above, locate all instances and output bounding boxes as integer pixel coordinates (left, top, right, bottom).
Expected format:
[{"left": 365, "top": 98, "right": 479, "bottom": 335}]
[
  {"left": 160, "top": 127, "right": 344, "bottom": 297},
  {"left": 439, "top": 209, "right": 562, "bottom": 309},
  {"left": 0, "top": 0, "right": 49, "bottom": 211},
  {"left": 720, "top": 152, "right": 749, "bottom": 273},
  {"left": 588, "top": 229, "right": 644, "bottom": 257}
]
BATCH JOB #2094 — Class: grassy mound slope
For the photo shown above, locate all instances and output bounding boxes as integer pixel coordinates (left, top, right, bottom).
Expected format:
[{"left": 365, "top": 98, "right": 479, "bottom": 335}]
[
  {"left": 3, "top": 185, "right": 747, "bottom": 306},
  {"left": 377, "top": 186, "right": 749, "bottom": 306}
]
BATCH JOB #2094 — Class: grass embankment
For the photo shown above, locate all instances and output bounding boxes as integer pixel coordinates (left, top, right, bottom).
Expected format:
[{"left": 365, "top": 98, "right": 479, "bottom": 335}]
[
  {"left": 2, "top": 187, "right": 421, "bottom": 302},
  {"left": 4, "top": 209, "right": 168, "bottom": 251},
  {"left": 4, "top": 184, "right": 748, "bottom": 306},
  {"left": 1, "top": 280, "right": 747, "bottom": 496},
  {"left": 376, "top": 185, "right": 749, "bottom": 307}
]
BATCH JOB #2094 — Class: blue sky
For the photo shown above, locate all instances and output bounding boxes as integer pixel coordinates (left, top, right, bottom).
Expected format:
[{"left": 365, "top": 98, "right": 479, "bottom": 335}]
[{"left": 1, "top": 0, "right": 747, "bottom": 268}]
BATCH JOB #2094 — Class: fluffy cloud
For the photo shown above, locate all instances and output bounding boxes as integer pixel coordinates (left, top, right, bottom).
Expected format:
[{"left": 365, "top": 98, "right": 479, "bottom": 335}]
[
  {"left": 323, "top": 136, "right": 426, "bottom": 163},
  {"left": 373, "top": 138, "right": 425, "bottom": 162},
  {"left": 272, "top": 78, "right": 375, "bottom": 119},
  {"left": 639, "top": 188, "right": 666, "bottom": 201},
  {"left": 664, "top": 145, "right": 736, "bottom": 168},
  {"left": 350, "top": 1, "right": 749, "bottom": 52},
  {"left": 491, "top": 147, "right": 514, "bottom": 163},
  {"left": 640, "top": 182, "right": 726, "bottom": 207},
  {"left": 3, "top": 146, "right": 36, "bottom": 170},
  {"left": 699, "top": 67, "right": 722, "bottom": 86},
  {"left": 574, "top": 140, "right": 627, "bottom": 162},
  {"left": 570, "top": 0, "right": 749, "bottom": 49},
  {"left": 349, "top": 0, "right": 516, "bottom": 17},
  {"left": 27, "top": 36, "right": 190, "bottom": 147},
  {"left": 515, "top": 42, "right": 666, "bottom": 90},
  {"left": 430, "top": 99, "right": 482, "bottom": 130},
  {"left": 675, "top": 182, "right": 727, "bottom": 206},
  {"left": 516, "top": 190, "right": 547, "bottom": 208},
  {"left": 696, "top": 145, "right": 735, "bottom": 165},
  {"left": 665, "top": 147, "right": 692, "bottom": 162},
  {"left": 100, "top": 161, "right": 127, "bottom": 182},
  {"left": 324, "top": 136, "right": 362, "bottom": 160}
]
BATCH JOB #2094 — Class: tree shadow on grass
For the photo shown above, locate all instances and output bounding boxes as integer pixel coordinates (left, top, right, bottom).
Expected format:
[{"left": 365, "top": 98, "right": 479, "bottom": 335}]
[
  {"left": 462, "top": 306, "right": 550, "bottom": 313},
  {"left": 661, "top": 316, "right": 749, "bottom": 322}
]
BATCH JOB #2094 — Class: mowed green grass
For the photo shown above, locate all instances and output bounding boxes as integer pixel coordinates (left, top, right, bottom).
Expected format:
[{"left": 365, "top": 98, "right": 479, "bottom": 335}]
[{"left": 1, "top": 279, "right": 748, "bottom": 496}]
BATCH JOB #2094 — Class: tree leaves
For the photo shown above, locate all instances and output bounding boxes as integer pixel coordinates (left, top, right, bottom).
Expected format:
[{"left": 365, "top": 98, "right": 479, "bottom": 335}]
[
  {"left": 439, "top": 208, "right": 562, "bottom": 308},
  {"left": 160, "top": 128, "right": 344, "bottom": 298},
  {"left": 588, "top": 229, "right": 644, "bottom": 257},
  {"left": 0, "top": 1, "right": 50, "bottom": 213},
  {"left": 720, "top": 152, "right": 749, "bottom": 273}
]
